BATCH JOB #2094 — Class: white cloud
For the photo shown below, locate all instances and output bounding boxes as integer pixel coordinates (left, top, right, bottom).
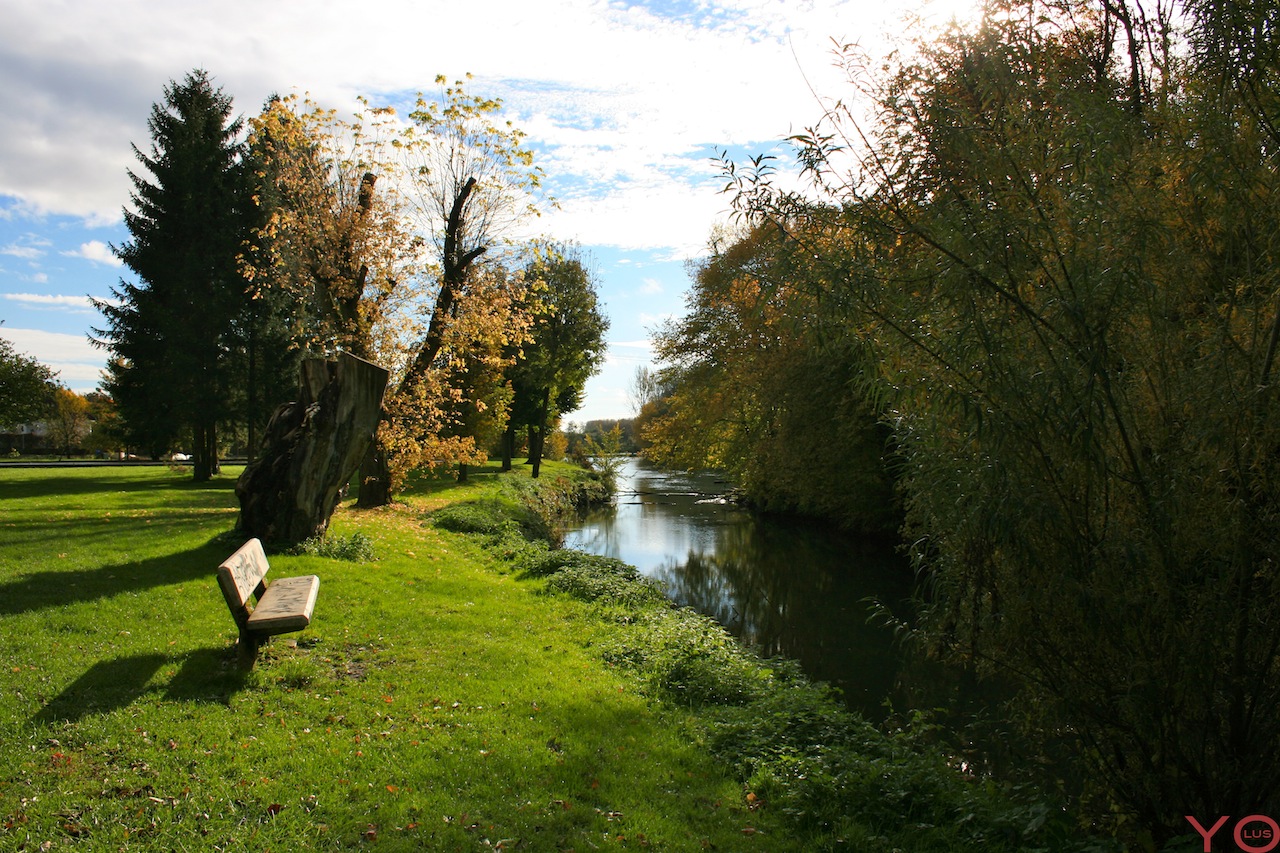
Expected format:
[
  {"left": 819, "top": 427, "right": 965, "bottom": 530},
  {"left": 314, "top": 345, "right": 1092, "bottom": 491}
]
[
  {"left": 63, "top": 240, "right": 123, "bottom": 267},
  {"left": 2, "top": 245, "right": 42, "bottom": 260},
  {"left": 2, "top": 240, "right": 47, "bottom": 260},
  {"left": 0, "top": 0, "right": 920, "bottom": 241},
  {"left": 638, "top": 278, "right": 664, "bottom": 296},
  {"left": 4, "top": 292, "right": 97, "bottom": 312},
  {"left": 603, "top": 339, "right": 656, "bottom": 369},
  {"left": 0, "top": 327, "right": 104, "bottom": 390},
  {"left": 1, "top": 327, "right": 100, "bottom": 361},
  {"left": 43, "top": 361, "right": 106, "bottom": 388},
  {"left": 543, "top": 176, "right": 731, "bottom": 255},
  {"left": 0, "top": 0, "right": 976, "bottom": 414},
  {"left": 638, "top": 312, "right": 676, "bottom": 328}
]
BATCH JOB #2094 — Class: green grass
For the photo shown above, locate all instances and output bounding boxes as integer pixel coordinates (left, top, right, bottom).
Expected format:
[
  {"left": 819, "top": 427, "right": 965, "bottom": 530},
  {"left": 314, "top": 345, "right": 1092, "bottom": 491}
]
[
  {"left": 0, "top": 463, "right": 777, "bottom": 850},
  {"left": 0, "top": 461, "right": 1116, "bottom": 851}
]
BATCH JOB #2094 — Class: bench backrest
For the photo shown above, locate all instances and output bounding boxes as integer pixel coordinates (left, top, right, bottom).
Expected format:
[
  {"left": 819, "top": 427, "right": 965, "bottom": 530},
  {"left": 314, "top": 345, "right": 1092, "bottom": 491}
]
[{"left": 218, "top": 538, "right": 270, "bottom": 630}]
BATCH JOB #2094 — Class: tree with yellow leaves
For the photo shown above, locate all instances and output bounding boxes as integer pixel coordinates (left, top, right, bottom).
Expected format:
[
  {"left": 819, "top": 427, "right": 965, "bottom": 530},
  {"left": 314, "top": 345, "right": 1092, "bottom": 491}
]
[{"left": 244, "top": 77, "right": 545, "bottom": 507}]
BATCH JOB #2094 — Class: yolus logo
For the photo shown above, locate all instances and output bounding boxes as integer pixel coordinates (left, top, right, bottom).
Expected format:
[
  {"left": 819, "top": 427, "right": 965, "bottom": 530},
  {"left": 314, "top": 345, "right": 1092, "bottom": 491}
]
[{"left": 1187, "top": 815, "right": 1280, "bottom": 852}]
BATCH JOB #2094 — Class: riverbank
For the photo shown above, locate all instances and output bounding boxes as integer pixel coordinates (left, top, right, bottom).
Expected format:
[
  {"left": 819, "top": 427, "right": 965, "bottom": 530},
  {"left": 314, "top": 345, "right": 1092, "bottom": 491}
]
[
  {"left": 1, "top": 462, "right": 1113, "bottom": 850},
  {"left": 564, "top": 458, "right": 915, "bottom": 721}
]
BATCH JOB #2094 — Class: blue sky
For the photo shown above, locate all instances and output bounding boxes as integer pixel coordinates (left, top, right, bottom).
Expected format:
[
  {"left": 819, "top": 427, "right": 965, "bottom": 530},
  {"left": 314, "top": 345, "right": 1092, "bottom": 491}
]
[{"left": 0, "top": 0, "right": 970, "bottom": 423}]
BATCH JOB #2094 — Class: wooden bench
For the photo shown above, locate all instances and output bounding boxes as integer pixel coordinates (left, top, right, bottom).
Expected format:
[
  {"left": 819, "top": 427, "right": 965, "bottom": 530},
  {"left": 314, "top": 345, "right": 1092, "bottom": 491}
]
[{"left": 217, "top": 538, "right": 319, "bottom": 667}]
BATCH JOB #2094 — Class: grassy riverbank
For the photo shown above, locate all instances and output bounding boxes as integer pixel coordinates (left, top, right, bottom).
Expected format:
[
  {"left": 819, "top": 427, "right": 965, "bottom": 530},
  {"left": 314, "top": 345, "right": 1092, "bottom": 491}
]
[{"left": 1, "top": 462, "right": 1113, "bottom": 851}]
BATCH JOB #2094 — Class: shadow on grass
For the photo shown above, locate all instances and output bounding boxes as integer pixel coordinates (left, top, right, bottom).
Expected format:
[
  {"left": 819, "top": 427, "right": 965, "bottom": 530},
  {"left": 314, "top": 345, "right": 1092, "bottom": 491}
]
[
  {"left": 0, "top": 472, "right": 239, "bottom": 502},
  {"left": 0, "top": 533, "right": 240, "bottom": 617},
  {"left": 32, "top": 647, "right": 250, "bottom": 726},
  {"left": 400, "top": 461, "right": 511, "bottom": 496}
]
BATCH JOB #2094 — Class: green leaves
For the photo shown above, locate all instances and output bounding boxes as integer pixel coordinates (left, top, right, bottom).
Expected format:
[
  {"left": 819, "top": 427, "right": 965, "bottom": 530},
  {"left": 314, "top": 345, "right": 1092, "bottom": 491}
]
[
  {"left": 710, "top": 1, "right": 1280, "bottom": 839},
  {"left": 0, "top": 336, "right": 57, "bottom": 428}
]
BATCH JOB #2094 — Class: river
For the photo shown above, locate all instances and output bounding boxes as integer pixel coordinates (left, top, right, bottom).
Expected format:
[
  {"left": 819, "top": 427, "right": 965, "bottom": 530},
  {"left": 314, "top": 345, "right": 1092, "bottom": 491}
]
[{"left": 563, "top": 457, "right": 921, "bottom": 721}]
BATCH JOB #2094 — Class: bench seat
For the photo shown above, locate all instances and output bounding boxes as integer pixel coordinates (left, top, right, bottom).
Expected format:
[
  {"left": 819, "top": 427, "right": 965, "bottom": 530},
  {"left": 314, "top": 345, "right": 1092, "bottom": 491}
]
[{"left": 246, "top": 573, "right": 319, "bottom": 633}]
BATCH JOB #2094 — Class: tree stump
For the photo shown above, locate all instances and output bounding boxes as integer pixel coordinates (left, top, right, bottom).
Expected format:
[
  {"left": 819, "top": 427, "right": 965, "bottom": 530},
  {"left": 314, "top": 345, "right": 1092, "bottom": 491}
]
[{"left": 236, "top": 353, "right": 389, "bottom": 546}]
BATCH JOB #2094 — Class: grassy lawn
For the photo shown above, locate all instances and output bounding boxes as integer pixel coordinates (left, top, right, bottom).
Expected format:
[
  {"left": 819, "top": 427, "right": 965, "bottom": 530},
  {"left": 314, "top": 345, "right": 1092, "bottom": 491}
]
[{"left": 0, "top": 462, "right": 784, "bottom": 851}]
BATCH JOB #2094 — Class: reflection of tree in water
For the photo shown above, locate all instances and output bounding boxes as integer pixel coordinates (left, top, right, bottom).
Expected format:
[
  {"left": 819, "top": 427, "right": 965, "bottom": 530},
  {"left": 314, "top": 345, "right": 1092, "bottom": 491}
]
[
  {"left": 565, "top": 459, "right": 948, "bottom": 721},
  {"left": 651, "top": 516, "right": 914, "bottom": 719},
  {"left": 564, "top": 519, "right": 622, "bottom": 559}
]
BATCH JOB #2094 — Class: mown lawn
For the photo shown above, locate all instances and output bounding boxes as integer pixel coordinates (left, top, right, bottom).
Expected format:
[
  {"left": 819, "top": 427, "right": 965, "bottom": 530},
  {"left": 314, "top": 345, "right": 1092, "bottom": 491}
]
[{"left": 0, "top": 463, "right": 786, "bottom": 851}]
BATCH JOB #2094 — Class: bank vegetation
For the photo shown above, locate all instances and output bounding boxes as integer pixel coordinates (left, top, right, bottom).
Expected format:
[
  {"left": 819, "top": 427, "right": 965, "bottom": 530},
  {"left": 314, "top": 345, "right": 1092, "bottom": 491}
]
[{"left": 638, "top": 0, "right": 1280, "bottom": 843}]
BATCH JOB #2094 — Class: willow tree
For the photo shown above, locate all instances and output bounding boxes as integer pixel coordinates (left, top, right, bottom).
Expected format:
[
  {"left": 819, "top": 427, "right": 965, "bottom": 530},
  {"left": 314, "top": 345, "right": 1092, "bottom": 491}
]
[
  {"left": 642, "top": 223, "right": 898, "bottom": 533},
  {"left": 724, "top": 0, "right": 1280, "bottom": 840}
]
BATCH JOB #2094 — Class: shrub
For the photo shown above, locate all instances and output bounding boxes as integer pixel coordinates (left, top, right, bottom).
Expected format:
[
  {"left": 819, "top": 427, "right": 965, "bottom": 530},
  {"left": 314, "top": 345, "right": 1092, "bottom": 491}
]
[
  {"left": 429, "top": 500, "right": 519, "bottom": 536},
  {"left": 542, "top": 559, "right": 667, "bottom": 608},
  {"left": 293, "top": 531, "right": 376, "bottom": 562},
  {"left": 517, "top": 547, "right": 632, "bottom": 579},
  {"left": 497, "top": 473, "right": 610, "bottom": 543},
  {"left": 593, "top": 608, "right": 771, "bottom": 708}
]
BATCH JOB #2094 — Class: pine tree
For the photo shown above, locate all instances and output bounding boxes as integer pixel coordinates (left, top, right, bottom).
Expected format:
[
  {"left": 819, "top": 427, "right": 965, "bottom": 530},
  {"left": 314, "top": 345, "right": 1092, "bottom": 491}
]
[{"left": 94, "top": 69, "right": 253, "bottom": 480}]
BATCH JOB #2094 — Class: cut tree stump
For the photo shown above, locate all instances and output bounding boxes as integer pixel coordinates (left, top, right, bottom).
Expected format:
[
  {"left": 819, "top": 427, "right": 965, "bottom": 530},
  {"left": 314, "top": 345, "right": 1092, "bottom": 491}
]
[{"left": 236, "top": 352, "right": 389, "bottom": 546}]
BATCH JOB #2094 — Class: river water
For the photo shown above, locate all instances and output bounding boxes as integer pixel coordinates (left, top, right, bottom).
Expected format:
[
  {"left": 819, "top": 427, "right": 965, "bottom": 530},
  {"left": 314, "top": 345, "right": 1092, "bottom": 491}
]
[{"left": 563, "top": 458, "right": 920, "bottom": 720}]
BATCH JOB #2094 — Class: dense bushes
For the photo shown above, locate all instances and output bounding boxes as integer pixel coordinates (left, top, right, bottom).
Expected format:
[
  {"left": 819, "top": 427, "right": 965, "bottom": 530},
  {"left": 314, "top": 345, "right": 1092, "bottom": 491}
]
[
  {"left": 639, "top": 228, "right": 901, "bottom": 536},
  {"left": 429, "top": 470, "right": 610, "bottom": 545}
]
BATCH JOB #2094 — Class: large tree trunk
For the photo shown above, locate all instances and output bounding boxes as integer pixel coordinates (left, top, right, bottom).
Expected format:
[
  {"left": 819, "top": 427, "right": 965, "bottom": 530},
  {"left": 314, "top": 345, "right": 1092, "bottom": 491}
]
[
  {"left": 529, "top": 422, "right": 545, "bottom": 479},
  {"left": 355, "top": 437, "right": 392, "bottom": 508},
  {"left": 501, "top": 421, "right": 516, "bottom": 471},
  {"left": 193, "top": 421, "right": 213, "bottom": 482},
  {"left": 207, "top": 423, "right": 220, "bottom": 477},
  {"left": 527, "top": 390, "right": 552, "bottom": 479},
  {"left": 236, "top": 353, "right": 389, "bottom": 545}
]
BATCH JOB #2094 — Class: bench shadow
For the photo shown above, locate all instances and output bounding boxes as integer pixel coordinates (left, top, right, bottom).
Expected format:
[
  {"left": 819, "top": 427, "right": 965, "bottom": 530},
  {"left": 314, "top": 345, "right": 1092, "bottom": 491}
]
[
  {"left": 32, "top": 647, "right": 249, "bottom": 726},
  {"left": 0, "top": 533, "right": 239, "bottom": 617}
]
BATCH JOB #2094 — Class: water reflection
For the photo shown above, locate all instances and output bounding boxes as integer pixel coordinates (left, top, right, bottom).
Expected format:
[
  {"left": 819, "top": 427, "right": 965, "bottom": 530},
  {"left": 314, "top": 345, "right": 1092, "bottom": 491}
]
[{"left": 564, "top": 459, "right": 914, "bottom": 719}]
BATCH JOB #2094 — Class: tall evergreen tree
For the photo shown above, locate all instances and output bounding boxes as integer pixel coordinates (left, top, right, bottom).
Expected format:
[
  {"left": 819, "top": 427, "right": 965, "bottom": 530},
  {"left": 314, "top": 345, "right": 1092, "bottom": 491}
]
[{"left": 94, "top": 69, "right": 253, "bottom": 479}]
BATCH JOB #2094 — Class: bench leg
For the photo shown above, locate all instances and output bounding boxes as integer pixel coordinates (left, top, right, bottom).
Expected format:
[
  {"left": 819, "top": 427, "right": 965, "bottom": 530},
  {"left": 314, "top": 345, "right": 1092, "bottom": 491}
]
[{"left": 236, "top": 631, "right": 262, "bottom": 669}]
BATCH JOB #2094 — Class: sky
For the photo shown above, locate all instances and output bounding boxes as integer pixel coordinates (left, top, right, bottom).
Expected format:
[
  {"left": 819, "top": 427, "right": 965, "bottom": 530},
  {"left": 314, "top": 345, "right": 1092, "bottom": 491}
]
[{"left": 0, "top": 0, "right": 974, "bottom": 424}]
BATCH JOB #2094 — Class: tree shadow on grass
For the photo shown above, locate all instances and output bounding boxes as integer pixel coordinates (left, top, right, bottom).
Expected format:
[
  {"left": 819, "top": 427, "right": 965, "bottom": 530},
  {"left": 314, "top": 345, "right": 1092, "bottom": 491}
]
[
  {"left": 0, "top": 472, "right": 239, "bottom": 502},
  {"left": 0, "top": 532, "right": 241, "bottom": 617},
  {"left": 32, "top": 647, "right": 250, "bottom": 726}
]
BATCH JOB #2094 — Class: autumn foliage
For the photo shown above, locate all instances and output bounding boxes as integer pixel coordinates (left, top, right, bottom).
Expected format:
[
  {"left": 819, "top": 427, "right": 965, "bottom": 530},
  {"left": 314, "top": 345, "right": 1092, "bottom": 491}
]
[{"left": 243, "top": 77, "right": 553, "bottom": 503}]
